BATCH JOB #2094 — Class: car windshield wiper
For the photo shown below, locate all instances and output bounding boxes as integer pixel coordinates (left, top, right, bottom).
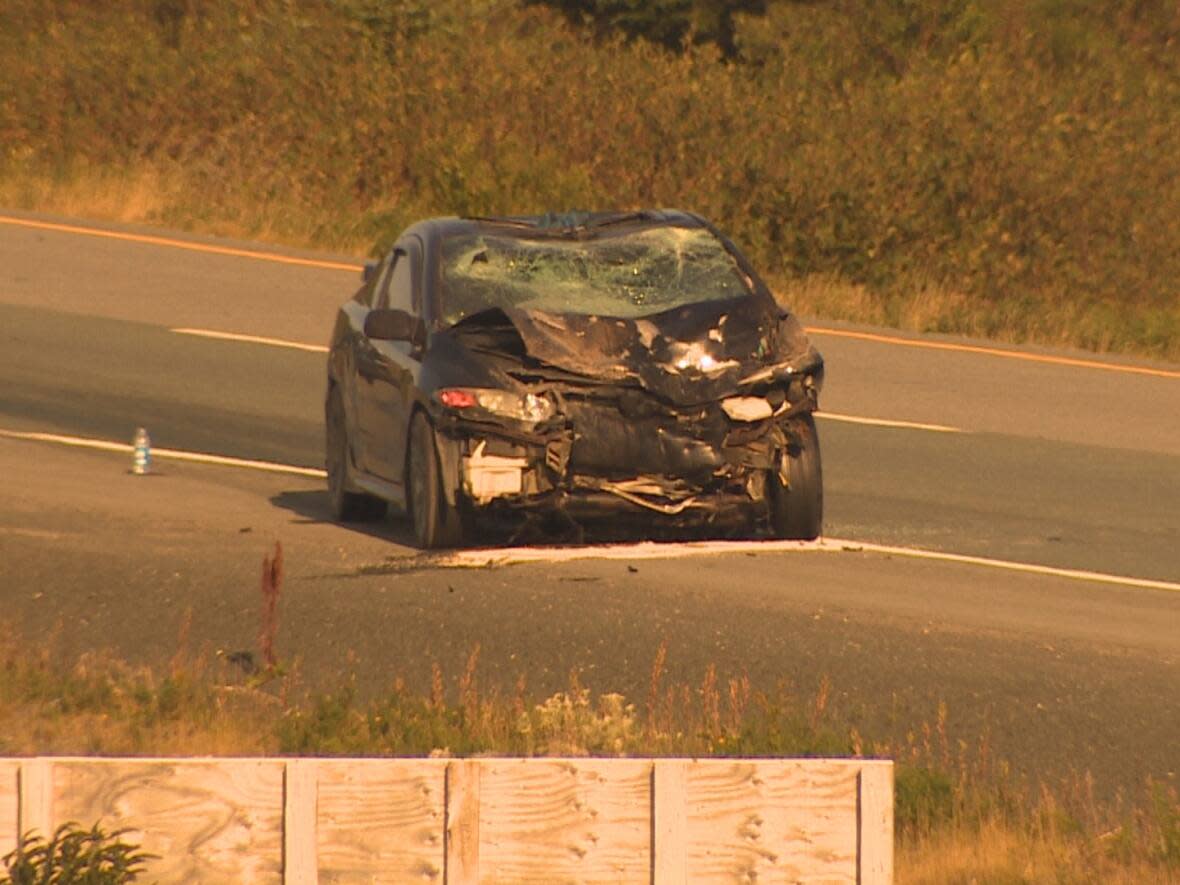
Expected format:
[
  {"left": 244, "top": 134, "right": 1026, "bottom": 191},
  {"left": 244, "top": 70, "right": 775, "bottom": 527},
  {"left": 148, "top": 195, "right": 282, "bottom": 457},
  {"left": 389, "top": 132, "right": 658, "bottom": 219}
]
[
  {"left": 585, "top": 210, "right": 657, "bottom": 229},
  {"left": 462, "top": 215, "right": 539, "bottom": 231},
  {"left": 463, "top": 210, "right": 660, "bottom": 239}
]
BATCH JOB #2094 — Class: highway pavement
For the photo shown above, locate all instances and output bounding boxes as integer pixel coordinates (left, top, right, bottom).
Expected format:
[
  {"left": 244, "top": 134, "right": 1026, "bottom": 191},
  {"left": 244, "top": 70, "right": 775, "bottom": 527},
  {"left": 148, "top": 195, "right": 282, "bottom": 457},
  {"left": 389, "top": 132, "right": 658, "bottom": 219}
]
[{"left": 1, "top": 211, "right": 1177, "bottom": 798}]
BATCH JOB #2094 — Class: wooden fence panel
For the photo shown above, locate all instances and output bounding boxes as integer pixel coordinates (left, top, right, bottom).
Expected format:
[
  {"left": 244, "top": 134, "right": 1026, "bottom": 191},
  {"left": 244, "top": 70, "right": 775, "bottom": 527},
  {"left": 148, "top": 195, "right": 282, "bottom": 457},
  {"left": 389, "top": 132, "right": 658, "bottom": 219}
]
[
  {"left": 0, "top": 757, "right": 892, "bottom": 883},
  {"left": 475, "top": 758, "right": 652, "bottom": 883},
  {"left": 316, "top": 758, "right": 446, "bottom": 884},
  {"left": 51, "top": 758, "right": 284, "bottom": 884},
  {"left": 679, "top": 759, "right": 861, "bottom": 883}
]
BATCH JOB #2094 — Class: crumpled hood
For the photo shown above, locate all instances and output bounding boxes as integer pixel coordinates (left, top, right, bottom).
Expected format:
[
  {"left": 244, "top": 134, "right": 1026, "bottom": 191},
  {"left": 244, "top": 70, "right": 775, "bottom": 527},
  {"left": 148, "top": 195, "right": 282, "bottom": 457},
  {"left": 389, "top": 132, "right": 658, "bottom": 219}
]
[{"left": 450, "top": 297, "right": 821, "bottom": 404}]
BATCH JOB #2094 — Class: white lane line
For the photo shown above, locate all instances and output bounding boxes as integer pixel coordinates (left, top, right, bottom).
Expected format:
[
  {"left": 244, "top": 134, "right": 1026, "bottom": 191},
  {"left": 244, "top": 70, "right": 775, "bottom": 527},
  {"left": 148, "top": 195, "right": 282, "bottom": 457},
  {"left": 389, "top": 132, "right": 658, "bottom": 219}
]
[
  {"left": 808, "top": 326, "right": 1180, "bottom": 381},
  {"left": 816, "top": 412, "right": 963, "bottom": 433},
  {"left": 3, "top": 423, "right": 1174, "bottom": 592},
  {"left": 437, "top": 536, "right": 1180, "bottom": 593},
  {"left": 172, "top": 328, "right": 329, "bottom": 353},
  {"left": 0, "top": 429, "right": 326, "bottom": 478}
]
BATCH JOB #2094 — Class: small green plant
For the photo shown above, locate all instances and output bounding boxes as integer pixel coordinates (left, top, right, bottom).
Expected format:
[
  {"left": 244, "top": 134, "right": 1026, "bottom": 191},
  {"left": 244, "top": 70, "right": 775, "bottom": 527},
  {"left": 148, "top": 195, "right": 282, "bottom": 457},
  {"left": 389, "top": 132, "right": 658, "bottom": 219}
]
[
  {"left": 895, "top": 765, "right": 955, "bottom": 834},
  {"left": 1, "top": 822, "right": 155, "bottom": 884}
]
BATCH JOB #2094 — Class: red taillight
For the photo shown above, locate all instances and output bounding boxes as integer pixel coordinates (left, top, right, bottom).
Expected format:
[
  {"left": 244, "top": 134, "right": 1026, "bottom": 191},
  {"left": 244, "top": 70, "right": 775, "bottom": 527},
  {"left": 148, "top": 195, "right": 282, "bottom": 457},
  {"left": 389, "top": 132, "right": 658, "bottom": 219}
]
[{"left": 439, "top": 389, "right": 478, "bottom": 409}]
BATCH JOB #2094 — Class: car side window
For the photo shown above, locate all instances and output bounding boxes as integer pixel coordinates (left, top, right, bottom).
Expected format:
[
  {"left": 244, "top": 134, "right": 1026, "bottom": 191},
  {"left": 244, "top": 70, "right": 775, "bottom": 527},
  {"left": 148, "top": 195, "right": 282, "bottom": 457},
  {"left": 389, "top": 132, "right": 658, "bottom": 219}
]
[
  {"left": 376, "top": 237, "right": 424, "bottom": 313},
  {"left": 385, "top": 249, "right": 415, "bottom": 315},
  {"left": 359, "top": 254, "right": 391, "bottom": 308}
]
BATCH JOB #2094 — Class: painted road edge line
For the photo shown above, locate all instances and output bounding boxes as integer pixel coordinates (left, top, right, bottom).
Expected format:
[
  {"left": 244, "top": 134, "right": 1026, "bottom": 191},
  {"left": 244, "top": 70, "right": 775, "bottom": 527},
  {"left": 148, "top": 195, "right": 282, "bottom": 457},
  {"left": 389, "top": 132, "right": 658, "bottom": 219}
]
[
  {"left": 807, "top": 326, "right": 1180, "bottom": 380},
  {"left": 0, "top": 214, "right": 363, "bottom": 273},
  {"left": 172, "top": 327, "right": 330, "bottom": 353},
  {"left": 831, "top": 538, "right": 1180, "bottom": 593},
  {"left": 816, "top": 412, "right": 962, "bottom": 433},
  {"left": 5, "top": 211, "right": 1175, "bottom": 380},
  {"left": 0, "top": 428, "right": 326, "bottom": 478}
]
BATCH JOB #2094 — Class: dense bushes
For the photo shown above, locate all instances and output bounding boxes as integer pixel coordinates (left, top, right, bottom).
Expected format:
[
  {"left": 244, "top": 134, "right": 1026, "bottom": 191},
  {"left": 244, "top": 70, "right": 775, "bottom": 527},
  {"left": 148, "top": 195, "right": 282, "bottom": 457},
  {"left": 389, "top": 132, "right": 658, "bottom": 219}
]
[{"left": 1, "top": 0, "right": 1177, "bottom": 358}]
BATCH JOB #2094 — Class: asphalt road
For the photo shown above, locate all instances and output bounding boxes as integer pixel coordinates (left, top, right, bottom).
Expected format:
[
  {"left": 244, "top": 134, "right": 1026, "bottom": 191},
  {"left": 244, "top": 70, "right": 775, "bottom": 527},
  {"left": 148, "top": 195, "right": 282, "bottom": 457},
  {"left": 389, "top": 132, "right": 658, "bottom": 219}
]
[{"left": 1, "top": 211, "right": 1178, "bottom": 799}]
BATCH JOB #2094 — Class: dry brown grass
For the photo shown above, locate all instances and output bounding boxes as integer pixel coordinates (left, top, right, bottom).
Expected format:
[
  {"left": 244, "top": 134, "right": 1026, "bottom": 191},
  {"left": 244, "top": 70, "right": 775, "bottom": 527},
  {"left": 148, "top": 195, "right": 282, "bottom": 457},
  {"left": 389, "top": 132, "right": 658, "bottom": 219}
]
[
  {"left": 3, "top": 627, "right": 1179, "bottom": 881},
  {"left": 0, "top": 169, "right": 174, "bottom": 229},
  {"left": 898, "top": 817, "right": 1180, "bottom": 885}
]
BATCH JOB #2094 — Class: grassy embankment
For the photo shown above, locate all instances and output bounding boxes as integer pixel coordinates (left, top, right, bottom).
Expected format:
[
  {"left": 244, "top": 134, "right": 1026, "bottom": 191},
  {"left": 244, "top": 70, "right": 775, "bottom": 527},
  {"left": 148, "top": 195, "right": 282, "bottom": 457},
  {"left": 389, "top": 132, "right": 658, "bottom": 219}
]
[
  {"left": 2, "top": 621, "right": 1178, "bottom": 883},
  {"left": 1, "top": 0, "right": 1177, "bottom": 361}
]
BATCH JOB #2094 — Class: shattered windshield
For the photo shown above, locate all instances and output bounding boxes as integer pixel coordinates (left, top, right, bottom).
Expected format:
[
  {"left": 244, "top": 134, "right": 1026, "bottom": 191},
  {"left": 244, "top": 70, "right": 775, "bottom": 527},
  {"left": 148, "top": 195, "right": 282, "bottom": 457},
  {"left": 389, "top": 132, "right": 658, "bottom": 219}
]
[{"left": 440, "top": 226, "right": 753, "bottom": 325}]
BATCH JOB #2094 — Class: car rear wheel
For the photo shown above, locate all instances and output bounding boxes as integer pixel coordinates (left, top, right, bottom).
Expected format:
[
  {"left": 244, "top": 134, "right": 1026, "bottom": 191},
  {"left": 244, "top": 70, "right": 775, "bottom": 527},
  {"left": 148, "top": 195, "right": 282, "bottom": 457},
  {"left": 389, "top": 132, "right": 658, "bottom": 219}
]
[
  {"left": 326, "top": 387, "right": 387, "bottom": 522},
  {"left": 769, "top": 414, "right": 823, "bottom": 540},
  {"left": 407, "top": 411, "right": 464, "bottom": 549}
]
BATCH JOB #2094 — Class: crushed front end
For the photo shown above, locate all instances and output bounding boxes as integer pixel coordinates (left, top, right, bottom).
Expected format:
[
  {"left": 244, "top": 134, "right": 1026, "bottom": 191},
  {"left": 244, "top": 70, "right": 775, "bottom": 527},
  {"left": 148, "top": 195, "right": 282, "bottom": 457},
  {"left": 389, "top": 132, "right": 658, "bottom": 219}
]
[{"left": 425, "top": 308, "right": 824, "bottom": 534}]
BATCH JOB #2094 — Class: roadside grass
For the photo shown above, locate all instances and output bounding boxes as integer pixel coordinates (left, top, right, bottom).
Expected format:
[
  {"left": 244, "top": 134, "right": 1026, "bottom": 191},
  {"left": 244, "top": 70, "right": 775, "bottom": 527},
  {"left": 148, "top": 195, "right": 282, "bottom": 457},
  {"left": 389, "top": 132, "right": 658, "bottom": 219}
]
[
  {"left": 2, "top": 629, "right": 1177, "bottom": 882},
  {"left": 2, "top": 0, "right": 1178, "bottom": 362}
]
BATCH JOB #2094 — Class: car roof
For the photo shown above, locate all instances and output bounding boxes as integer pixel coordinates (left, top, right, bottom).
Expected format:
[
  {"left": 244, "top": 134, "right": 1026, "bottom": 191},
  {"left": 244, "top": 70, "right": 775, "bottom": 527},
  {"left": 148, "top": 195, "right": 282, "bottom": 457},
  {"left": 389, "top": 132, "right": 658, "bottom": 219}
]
[{"left": 403, "top": 209, "right": 706, "bottom": 243}]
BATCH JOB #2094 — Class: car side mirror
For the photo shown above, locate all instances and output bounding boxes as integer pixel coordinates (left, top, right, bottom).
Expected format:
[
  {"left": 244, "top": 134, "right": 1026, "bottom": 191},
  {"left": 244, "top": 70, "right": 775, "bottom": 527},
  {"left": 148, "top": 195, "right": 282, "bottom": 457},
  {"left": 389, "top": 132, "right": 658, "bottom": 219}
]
[
  {"left": 361, "top": 261, "right": 378, "bottom": 283},
  {"left": 364, "top": 308, "right": 425, "bottom": 345}
]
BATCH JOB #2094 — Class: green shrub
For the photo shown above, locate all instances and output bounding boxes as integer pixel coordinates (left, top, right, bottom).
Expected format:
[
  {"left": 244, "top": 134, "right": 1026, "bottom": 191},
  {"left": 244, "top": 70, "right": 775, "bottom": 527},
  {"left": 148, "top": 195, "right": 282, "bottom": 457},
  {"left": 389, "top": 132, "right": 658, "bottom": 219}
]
[{"left": 1, "top": 0, "right": 1177, "bottom": 358}]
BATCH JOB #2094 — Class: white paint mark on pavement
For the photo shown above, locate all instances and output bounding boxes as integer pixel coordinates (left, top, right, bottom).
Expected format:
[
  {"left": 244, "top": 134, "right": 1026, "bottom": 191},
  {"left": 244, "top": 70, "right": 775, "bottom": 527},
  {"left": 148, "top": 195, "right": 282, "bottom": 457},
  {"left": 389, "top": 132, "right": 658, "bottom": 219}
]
[
  {"left": 0, "top": 428, "right": 326, "bottom": 478},
  {"left": 816, "top": 413, "right": 963, "bottom": 433},
  {"left": 440, "top": 538, "right": 830, "bottom": 568},
  {"left": 172, "top": 328, "right": 329, "bottom": 353},
  {"left": 435, "top": 536, "right": 1180, "bottom": 593}
]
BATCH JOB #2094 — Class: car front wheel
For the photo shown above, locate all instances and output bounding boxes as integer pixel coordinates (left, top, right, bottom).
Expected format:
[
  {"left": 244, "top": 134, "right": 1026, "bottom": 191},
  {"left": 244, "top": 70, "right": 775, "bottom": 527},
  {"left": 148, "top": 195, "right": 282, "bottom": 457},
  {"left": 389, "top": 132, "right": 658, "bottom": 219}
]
[
  {"left": 768, "top": 414, "right": 823, "bottom": 541},
  {"left": 326, "top": 387, "right": 387, "bottom": 522},
  {"left": 407, "top": 411, "right": 464, "bottom": 549}
]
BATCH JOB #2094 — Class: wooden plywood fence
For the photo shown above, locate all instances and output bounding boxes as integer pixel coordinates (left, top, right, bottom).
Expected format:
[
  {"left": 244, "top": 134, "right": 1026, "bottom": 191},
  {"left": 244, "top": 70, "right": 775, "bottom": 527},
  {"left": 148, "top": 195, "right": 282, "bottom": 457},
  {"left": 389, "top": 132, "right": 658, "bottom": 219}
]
[{"left": 0, "top": 756, "right": 892, "bottom": 883}]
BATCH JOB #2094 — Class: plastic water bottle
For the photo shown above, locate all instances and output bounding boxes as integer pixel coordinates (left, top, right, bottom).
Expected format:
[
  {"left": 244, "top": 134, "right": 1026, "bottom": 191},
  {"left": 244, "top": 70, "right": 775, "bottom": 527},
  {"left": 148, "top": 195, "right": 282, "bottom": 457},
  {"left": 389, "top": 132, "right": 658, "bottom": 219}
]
[{"left": 132, "top": 427, "right": 152, "bottom": 475}]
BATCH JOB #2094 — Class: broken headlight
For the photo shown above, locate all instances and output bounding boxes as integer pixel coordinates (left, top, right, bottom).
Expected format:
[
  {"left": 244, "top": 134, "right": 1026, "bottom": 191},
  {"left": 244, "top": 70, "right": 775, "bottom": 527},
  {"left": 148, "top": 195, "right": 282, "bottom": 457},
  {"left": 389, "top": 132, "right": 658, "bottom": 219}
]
[{"left": 436, "top": 387, "right": 555, "bottom": 423}]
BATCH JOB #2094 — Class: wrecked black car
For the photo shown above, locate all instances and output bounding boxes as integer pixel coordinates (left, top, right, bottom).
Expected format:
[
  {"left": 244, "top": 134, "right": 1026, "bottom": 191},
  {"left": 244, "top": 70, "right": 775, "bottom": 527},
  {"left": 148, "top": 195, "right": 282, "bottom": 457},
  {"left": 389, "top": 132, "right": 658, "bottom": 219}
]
[{"left": 325, "top": 211, "right": 824, "bottom": 548}]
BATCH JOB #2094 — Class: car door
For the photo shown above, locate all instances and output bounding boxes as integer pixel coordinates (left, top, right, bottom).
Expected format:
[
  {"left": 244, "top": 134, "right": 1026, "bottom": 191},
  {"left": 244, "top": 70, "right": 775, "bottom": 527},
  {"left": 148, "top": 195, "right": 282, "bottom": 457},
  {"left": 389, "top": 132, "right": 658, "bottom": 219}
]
[{"left": 353, "top": 237, "right": 424, "bottom": 484}]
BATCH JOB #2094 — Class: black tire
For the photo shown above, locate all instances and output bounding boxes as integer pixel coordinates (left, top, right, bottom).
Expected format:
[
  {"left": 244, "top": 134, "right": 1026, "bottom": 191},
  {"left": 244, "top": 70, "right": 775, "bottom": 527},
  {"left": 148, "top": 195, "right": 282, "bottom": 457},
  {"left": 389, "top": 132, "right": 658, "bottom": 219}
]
[
  {"left": 326, "top": 387, "right": 387, "bottom": 522},
  {"left": 407, "top": 411, "right": 464, "bottom": 549},
  {"left": 769, "top": 413, "right": 823, "bottom": 540}
]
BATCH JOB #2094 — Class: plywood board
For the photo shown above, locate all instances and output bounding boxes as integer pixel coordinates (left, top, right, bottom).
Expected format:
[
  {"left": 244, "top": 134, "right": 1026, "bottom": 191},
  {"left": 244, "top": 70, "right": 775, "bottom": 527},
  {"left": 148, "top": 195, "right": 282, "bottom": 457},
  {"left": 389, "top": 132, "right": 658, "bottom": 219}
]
[
  {"left": 0, "top": 756, "right": 890, "bottom": 883},
  {"left": 652, "top": 759, "right": 687, "bottom": 884},
  {"left": 477, "top": 758, "right": 651, "bottom": 883},
  {"left": 683, "top": 759, "right": 860, "bottom": 883},
  {"left": 858, "top": 762, "right": 894, "bottom": 885},
  {"left": 316, "top": 758, "right": 446, "bottom": 883},
  {"left": 52, "top": 758, "right": 284, "bottom": 884},
  {"left": 18, "top": 758, "right": 52, "bottom": 846},
  {"left": 0, "top": 760, "right": 18, "bottom": 858},
  {"left": 446, "top": 759, "right": 481, "bottom": 885},
  {"left": 284, "top": 759, "right": 318, "bottom": 885}
]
